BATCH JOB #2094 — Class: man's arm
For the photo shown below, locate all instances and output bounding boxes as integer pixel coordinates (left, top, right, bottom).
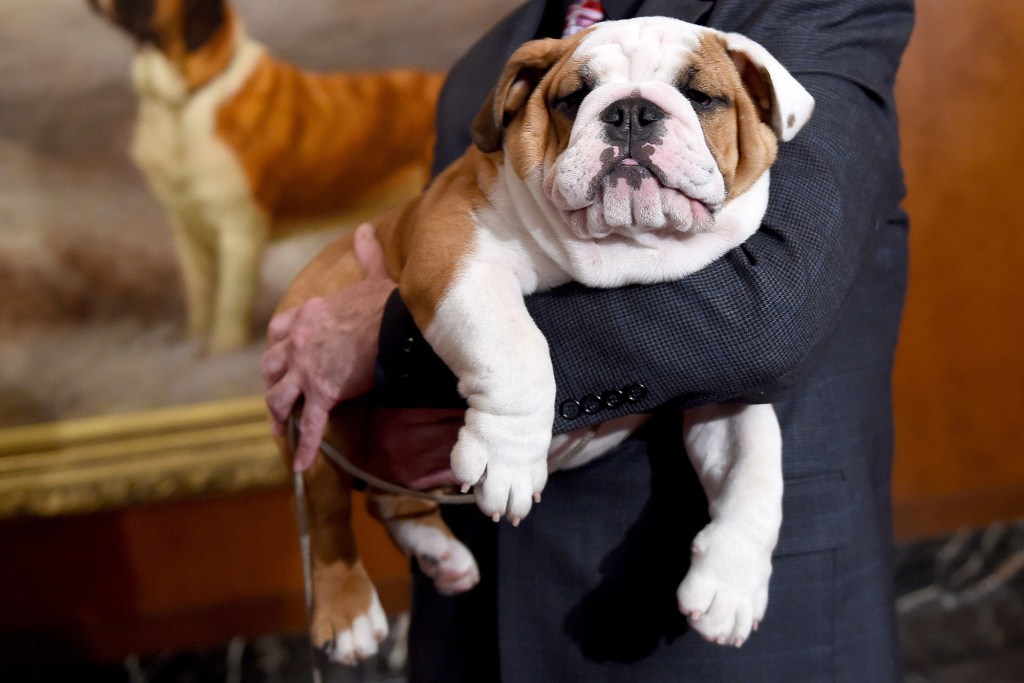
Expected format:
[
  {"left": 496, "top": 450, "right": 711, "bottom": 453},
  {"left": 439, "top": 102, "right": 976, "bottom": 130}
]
[{"left": 376, "top": 0, "right": 915, "bottom": 432}]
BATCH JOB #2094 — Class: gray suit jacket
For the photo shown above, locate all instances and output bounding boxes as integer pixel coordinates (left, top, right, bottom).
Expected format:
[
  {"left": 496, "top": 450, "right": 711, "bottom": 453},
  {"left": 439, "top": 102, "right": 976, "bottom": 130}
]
[{"left": 381, "top": 1, "right": 915, "bottom": 680}]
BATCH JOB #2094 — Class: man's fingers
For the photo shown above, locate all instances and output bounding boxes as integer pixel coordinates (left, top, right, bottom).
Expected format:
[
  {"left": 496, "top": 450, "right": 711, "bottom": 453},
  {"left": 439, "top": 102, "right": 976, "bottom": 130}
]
[
  {"left": 294, "top": 401, "right": 331, "bottom": 472},
  {"left": 267, "top": 307, "right": 298, "bottom": 344},
  {"left": 268, "top": 414, "right": 285, "bottom": 438},
  {"left": 353, "top": 223, "right": 389, "bottom": 280},
  {"left": 266, "top": 376, "right": 301, "bottom": 428},
  {"left": 259, "top": 343, "right": 288, "bottom": 386}
]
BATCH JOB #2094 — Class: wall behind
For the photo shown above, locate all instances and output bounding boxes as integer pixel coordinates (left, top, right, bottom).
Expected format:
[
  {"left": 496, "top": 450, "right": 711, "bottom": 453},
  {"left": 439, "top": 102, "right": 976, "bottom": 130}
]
[{"left": 891, "top": 0, "right": 1024, "bottom": 537}]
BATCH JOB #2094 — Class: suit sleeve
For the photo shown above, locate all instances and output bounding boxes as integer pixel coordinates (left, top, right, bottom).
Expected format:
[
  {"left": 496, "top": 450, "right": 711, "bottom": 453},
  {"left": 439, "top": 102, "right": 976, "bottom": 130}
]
[{"left": 375, "top": 0, "right": 915, "bottom": 433}]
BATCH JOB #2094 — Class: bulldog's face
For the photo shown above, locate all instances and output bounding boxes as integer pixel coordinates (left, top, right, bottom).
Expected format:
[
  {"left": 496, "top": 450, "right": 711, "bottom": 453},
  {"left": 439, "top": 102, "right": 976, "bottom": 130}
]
[
  {"left": 88, "top": 0, "right": 227, "bottom": 53},
  {"left": 473, "top": 18, "right": 814, "bottom": 240}
]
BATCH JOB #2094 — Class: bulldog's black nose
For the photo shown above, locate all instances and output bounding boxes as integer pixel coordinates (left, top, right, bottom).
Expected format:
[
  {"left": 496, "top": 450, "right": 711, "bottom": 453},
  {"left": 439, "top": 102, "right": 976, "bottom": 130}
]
[{"left": 600, "top": 98, "right": 666, "bottom": 145}]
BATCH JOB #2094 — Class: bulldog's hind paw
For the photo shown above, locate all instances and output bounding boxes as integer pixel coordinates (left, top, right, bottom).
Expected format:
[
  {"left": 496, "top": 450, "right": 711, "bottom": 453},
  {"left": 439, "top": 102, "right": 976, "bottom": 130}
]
[
  {"left": 411, "top": 529, "right": 481, "bottom": 595},
  {"left": 310, "top": 561, "right": 389, "bottom": 665},
  {"left": 676, "top": 522, "right": 772, "bottom": 647},
  {"left": 386, "top": 514, "right": 481, "bottom": 595},
  {"left": 320, "top": 594, "right": 389, "bottom": 665}
]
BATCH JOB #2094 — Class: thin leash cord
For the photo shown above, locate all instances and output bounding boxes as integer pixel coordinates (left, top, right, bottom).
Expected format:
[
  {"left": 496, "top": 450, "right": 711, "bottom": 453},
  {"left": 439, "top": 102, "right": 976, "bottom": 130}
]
[
  {"left": 321, "top": 439, "right": 478, "bottom": 506},
  {"left": 291, "top": 415, "right": 600, "bottom": 505},
  {"left": 289, "top": 415, "right": 477, "bottom": 505},
  {"left": 289, "top": 419, "right": 324, "bottom": 683}
]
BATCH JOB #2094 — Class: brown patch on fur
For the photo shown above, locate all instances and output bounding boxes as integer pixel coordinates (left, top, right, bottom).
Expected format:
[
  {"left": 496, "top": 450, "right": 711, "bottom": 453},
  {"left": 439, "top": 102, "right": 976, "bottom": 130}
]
[
  {"left": 498, "top": 45, "right": 590, "bottom": 182},
  {"left": 181, "top": 0, "right": 226, "bottom": 51},
  {"left": 471, "top": 38, "right": 563, "bottom": 154},
  {"left": 299, "top": 433, "right": 379, "bottom": 646},
  {"left": 385, "top": 146, "right": 495, "bottom": 332},
  {"left": 524, "top": 49, "right": 597, "bottom": 181},
  {"left": 692, "top": 33, "right": 779, "bottom": 201},
  {"left": 472, "top": 29, "right": 592, "bottom": 172},
  {"left": 216, "top": 53, "right": 443, "bottom": 224},
  {"left": 300, "top": 433, "right": 358, "bottom": 564}
]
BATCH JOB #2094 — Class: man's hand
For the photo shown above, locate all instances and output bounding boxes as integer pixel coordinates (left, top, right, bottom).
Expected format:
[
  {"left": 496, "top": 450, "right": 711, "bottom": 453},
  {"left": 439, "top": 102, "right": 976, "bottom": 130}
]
[{"left": 261, "top": 223, "right": 396, "bottom": 471}]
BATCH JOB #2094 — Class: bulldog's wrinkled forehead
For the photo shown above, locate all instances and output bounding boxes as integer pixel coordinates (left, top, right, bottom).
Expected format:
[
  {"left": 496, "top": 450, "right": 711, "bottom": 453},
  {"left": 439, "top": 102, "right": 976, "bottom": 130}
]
[{"left": 573, "top": 17, "right": 709, "bottom": 84}]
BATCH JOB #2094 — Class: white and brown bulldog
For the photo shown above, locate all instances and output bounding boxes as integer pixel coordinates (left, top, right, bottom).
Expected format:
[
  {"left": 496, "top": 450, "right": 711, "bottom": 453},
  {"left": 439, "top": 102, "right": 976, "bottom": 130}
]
[
  {"left": 88, "top": 0, "right": 443, "bottom": 353},
  {"left": 276, "top": 16, "right": 813, "bottom": 664}
]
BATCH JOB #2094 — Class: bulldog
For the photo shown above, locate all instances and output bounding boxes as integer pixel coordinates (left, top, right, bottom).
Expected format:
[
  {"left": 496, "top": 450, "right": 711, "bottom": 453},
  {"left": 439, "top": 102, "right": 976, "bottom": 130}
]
[
  {"left": 88, "top": 0, "right": 443, "bottom": 353},
  {"left": 273, "top": 17, "right": 814, "bottom": 664}
]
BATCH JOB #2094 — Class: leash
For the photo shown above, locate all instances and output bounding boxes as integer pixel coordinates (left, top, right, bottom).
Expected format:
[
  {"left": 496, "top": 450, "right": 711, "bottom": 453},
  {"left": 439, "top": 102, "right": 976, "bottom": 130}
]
[
  {"left": 292, "top": 414, "right": 599, "bottom": 505},
  {"left": 289, "top": 418, "right": 324, "bottom": 683},
  {"left": 313, "top": 429, "right": 478, "bottom": 505},
  {"left": 287, "top": 414, "right": 597, "bottom": 679}
]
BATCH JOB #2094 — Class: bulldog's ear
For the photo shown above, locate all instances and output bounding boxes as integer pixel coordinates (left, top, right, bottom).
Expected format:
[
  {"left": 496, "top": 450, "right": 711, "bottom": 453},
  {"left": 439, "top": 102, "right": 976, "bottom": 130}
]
[
  {"left": 722, "top": 32, "right": 814, "bottom": 142},
  {"left": 472, "top": 37, "right": 572, "bottom": 153}
]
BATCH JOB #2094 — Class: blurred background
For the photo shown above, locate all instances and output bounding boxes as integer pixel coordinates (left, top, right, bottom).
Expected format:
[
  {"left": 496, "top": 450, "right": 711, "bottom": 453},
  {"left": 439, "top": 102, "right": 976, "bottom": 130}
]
[{"left": 1, "top": 0, "right": 1022, "bottom": 681}]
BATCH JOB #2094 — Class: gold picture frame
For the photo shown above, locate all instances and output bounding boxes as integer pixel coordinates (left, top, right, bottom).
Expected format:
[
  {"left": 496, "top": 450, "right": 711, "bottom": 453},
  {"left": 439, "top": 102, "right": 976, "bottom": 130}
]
[{"left": 0, "top": 395, "right": 287, "bottom": 519}]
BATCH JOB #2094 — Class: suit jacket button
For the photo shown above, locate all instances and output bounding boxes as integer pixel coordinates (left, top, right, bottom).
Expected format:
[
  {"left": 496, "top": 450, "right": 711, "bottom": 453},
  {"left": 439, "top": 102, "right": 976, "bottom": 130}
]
[
  {"left": 602, "top": 389, "right": 624, "bottom": 409},
  {"left": 580, "top": 394, "right": 603, "bottom": 415},
  {"left": 559, "top": 399, "right": 582, "bottom": 420},
  {"left": 624, "top": 382, "right": 648, "bottom": 402}
]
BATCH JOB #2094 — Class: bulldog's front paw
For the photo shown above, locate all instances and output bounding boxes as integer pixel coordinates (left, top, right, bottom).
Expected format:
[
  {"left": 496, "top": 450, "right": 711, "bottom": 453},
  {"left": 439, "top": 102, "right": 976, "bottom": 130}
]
[
  {"left": 310, "top": 560, "right": 389, "bottom": 665},
  {"left": 450, "top": 412, "right": 549, "bottom": 524},
  {"left": 676, "top": 522, "right": 772, "bottom": 647}
]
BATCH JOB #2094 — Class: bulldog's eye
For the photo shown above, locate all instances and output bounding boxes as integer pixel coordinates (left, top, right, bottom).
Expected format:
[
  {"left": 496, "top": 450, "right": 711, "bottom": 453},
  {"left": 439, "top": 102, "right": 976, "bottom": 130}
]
[
  {"left": 683, "top": 88, "right": 714, "bottom": 108},
  {"left": 556, "top": 86, "right": 591, "bottom": 119}
]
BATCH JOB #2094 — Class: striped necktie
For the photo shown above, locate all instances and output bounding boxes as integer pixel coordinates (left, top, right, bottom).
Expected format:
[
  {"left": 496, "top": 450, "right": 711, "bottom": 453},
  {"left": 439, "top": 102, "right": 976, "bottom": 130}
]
[{"left": 563, "top": 0, "right": 605, "bottom": 37}]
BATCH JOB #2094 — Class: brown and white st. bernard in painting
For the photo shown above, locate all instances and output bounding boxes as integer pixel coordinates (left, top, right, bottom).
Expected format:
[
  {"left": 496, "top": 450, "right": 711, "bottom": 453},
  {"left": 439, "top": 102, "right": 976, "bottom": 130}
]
[{"left": 88, "top": 0, "right": 444, "bottom": 353}]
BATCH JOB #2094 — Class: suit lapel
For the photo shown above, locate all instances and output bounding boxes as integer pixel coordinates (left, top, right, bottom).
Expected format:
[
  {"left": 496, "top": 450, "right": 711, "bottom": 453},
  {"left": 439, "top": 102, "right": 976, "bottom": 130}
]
[{"left": 501, "top": 1, "right": 551, "bottom": 54}]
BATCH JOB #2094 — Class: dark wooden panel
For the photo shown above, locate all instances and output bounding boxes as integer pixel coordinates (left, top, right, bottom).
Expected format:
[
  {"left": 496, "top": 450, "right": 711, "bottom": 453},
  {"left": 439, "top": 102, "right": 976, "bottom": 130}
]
[
  {"left": 891, "top": 0, "right": 1024, "bottom": 537},
  {"left": 0, "top": 486, "right": 410, "bottom": 664}
]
